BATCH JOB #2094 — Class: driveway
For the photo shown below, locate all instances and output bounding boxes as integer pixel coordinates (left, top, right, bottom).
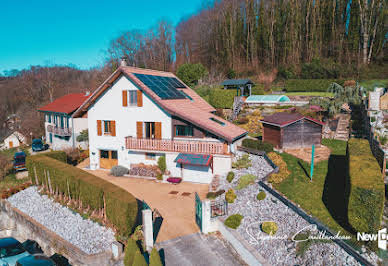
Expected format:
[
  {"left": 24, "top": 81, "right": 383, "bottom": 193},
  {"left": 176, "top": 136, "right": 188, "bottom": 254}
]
[
  {"left": 80, "top": 167, "right": 208, "bottom": 242},
  {"left": 156, "top": 232, "right": 246, "bottom": 266}
]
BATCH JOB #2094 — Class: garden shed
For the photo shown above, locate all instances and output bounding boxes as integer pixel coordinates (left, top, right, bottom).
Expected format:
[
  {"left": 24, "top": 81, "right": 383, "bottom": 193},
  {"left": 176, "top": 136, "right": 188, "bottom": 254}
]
[
  {"left": 221, "top": 79, "right": 254, "bottom": 96},
  {"left": 260, "top": 112, "right": 324, "bottom": 149}
]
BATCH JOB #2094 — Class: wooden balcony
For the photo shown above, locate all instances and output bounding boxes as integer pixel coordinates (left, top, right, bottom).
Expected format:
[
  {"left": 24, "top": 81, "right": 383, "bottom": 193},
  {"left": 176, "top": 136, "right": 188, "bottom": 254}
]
[
  {"left": 125, "top": 137, "right": 229, "bottom": 155},
  {"left": 47, "top": 125, "right": 72, "bottom": 137}
]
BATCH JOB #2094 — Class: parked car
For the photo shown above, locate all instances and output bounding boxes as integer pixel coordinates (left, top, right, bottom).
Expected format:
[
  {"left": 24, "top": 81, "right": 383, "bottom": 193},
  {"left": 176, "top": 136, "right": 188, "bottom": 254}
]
[
  {"left": 0, "top": 238, "right": 30, "bottom": 266},
  {"left": 16, "top": 254, "right": 55, "bottom": 266},
  {"left": 31, "top": 139, "right": 48, "bottom": 152},
  {"left": 13, "top": 152, "right": 26, "bottom": 172}
]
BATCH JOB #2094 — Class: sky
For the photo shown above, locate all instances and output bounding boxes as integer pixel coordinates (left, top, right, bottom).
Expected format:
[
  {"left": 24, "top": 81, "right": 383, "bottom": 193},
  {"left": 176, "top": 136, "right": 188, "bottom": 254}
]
[{"left": 0, "top": 0, "right": 203, "bottom": 74}]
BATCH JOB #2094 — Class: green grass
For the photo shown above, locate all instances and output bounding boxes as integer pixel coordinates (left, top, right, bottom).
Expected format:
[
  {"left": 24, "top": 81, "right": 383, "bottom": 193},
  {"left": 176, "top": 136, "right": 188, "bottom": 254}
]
[
  {"left": 359, "top": 79, "right": 388, "bottom": 91},
  {"left": 284, "top": 92, "right": 334, "bottom": 97},
  {"left": 0, "top": 146, "right": 30, "bottom": 159},
  {"left": 0, "top": 174, "right": 29, "bottom": 191}
]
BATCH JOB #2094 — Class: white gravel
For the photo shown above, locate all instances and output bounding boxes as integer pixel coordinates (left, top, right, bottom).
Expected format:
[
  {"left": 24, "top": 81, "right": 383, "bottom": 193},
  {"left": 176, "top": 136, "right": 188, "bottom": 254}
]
[{"left": 7, "top": 186, "right": 115, "bottom": 255}]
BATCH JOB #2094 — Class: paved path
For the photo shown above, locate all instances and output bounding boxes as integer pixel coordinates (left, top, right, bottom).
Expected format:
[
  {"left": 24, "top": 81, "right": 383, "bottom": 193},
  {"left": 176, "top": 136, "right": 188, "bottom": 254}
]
[
  {"left": 156, "top": 233, "right": 246, "bottom": 266},
  {"left": 80, "top": 168, "right": 208, "bottom": 242}
]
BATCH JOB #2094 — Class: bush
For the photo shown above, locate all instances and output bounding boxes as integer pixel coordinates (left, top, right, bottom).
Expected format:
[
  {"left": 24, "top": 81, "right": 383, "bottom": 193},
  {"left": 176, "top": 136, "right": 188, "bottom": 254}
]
[
  {"left": 157, "top": 156, "right": 166, "bottom": 175},
  {"left": 43, "top": 151, "right": 67, "bottom": 163},
  {"left": 224, "top": 214, "right": 243, "bottom": 229},
  {"left": 347, "top": 139, "right": 384, "bottom": 234},
  {"left": 225, "top": 189, "right": 237, "bottom": 203},
  {"left": 149, "top": 247, "right": 163, "bottom": 266},
  {"left": 261, "top": 221, "right": 278, "bottom": 235},
  {"left": 0, "top": 155, "right": 12, "bottom": 180},
  {"left": 76, "top": 129, "right": 89, "bottom": 142},
  {"left": 26, "top": 154, "right": 138, "bottom": 235},
  {"left": 110, "top": 165, "right": 129, "bottom": 177},
  {"left": 300, "top": 58, "right": 340, "bottom": 79},
  {"left": 132, "top": 249, "right": 147, "bottom": 266},
  {"left": 242, "top": 138, "right": 273, "bottom": 153},
  {"left": 236, "top": 174, "right": 256, "bottom": 190},
  {"left": 206, "top": 189, "right": 225, "bottom": 199},
  {"left": 285, "top": 79, "right": 343, "bottom": 92},
  {"left": 256, "top": 191, "right": 266, "bottom": 200},
  {"left": 226, "top": 171, "right": 235, "bottom": 183},
  {"left": 63, "top": 148, "right": 80, "bottom": 164},
  {"left": 208, "top": 89, "right": 236, "bottom": 109},
  {"left": 232, "top": 154, "right": 252, "bottom": 169},
  {"left": 123, "top": 238, "right": 137, "bottom": 266},
  {"left": 267, "top": 152, "right": 291, "bottom": 184},
  {"left": 176, "top": 63, "right": 208, "bottom": 86},
  {"left": 278, "top": 66, "right": 297, "bottom": 80},
  {"left": 226, "top": 68, "right": 236, "bottom": 79}
]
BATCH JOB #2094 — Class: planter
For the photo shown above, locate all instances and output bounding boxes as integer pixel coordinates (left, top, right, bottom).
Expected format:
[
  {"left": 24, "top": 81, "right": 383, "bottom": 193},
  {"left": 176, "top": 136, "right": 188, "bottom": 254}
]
[{"left": 167, "top": 177, "right": 182, "bottom": 184}]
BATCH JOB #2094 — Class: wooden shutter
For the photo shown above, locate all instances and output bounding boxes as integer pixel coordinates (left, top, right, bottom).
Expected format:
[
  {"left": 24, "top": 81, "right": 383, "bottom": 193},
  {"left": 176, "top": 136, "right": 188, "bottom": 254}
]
[
  {"left": 136, "top": 122, "right": 143, "bottom": 138},
  {"left": 137, "top": 90, "right": 143, "bottom": 107},
  {"left": 155, "top": 122, "right": 162, "bottom": 139},
  {"left": 122, "top": 91, "right": 128, "bottom": 107},
  {"left": 97, "top": 120, "right": 102, "bottom": 136},
  {"left": 110, "top": 121, "right": 116, "bottom": 136}
]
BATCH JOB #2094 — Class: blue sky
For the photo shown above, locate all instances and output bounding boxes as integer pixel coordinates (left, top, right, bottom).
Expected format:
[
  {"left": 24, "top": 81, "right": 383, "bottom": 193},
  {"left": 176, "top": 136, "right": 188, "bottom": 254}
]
[{"left": 0, "top": 0, "right": 203, "bottom": 74}]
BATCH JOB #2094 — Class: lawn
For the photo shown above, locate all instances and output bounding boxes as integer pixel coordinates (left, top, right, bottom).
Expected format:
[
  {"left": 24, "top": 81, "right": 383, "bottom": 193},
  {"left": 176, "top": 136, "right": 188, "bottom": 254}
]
[
  {"left": 273, "top": 139, "right": 356, "bottom": 240},
  {"left": 0, "top": 146, "right": 31, "bottom": 190},
  {"left": 284, "top": 92, "right": 334, "bottom": 97},
  {"left": 359, "top": 79, "right": 388, "bottom": 91}
]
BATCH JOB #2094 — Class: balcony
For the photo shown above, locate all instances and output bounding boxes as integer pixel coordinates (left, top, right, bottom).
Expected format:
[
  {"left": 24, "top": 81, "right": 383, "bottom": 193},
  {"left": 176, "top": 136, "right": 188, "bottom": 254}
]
[
  {"left": 125, "top": 137, "right": 229, "bottom": 155},
  {"left": 47, "top": 125, "right": 72, "bottom": 137}
]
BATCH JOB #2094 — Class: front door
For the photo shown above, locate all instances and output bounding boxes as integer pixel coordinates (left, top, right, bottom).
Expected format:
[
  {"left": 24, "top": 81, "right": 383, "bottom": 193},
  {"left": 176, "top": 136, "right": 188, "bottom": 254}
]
[
  {"left": 9, "top": 141, "right": 13, "bottom": 148},
  {"left": 100, "top": 150, "right": 118, "bottom": 169}
]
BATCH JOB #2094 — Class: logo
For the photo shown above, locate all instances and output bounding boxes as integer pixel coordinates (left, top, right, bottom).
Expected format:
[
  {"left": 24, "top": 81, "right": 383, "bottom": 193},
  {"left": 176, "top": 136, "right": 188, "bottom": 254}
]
[{"left": 357, "top": 228, "right": 387, "bottom": 250}]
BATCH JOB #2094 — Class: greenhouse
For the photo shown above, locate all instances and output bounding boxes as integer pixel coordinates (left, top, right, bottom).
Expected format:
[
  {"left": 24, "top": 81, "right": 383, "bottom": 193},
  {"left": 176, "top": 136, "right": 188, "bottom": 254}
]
[{"left": 245, "top": 95, "right": 291, "bottom": 104}]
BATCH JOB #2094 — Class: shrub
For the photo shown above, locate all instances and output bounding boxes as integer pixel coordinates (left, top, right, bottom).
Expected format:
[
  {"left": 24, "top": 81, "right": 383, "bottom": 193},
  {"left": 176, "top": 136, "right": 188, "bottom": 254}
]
[
  {"left": 0, "top": 155, "right": 12, "bottom": 180},
  {"left": 43, "top": 151, "right": 67, "bottom": 163},
  {"left": 224, "top": 214, "right": 243, "bottom": 229},
  {"left": 176, "top": 63, "right": 208, "bottom": 86},
  {"left": 226, "top": 68, "right": 236, "bottom": 79},
  {"left": 226, "top": 171, "right": 235, "bottom": 183},
  {"left": 156, "top": 173, "right": 163, "bottom": 180},
  {"left": 242, "top": 138, "right": 273, "bottom": 153},
  {"left": 63, "top": 148, "right": 80, "bottom": 164},
  {"left": 225, "top": 189, "right": 237, "bottom": 203},
  {"left": 157, "top": 156, "right": 166, "bottom": 175},
  {"left": 236, "top": 174, "right": 256, "bottom": 190},
  {"left": 149, "top": 247, "right": 163, "bottom": 266},
  {"left": 370, "top": 117, "right": 376, "bottom": 122},
  {"left": 76, "top": 129, "right": 89, "bottom": 142},
  {"left": 132, "top": 249, "right": 147, "bottom": 266},
  {"left": 261, "top": 221, "right": 278, "bottom": 235},
  {"left": 123, "top": 238, "right": 137, "bottom": 266},
  {"left": 256, "top": 191, "right": 266, "bottom": 200},
  {"left": 208, "top": 89, "right": 236, "bottom": 109},
  {"left": 206, "top": 189, "right": 225, "bottom": 199},
  {"left": 347, "top": 139, "right": 384, "bottom": 234},
  {"left": 232, "top": 154, "right": 252, "bottom": 169},
  {"left": 110, "top": 165, "right": 129, "bottom": 177},
  {"left": 267, "top": 152, "right": 291, "bottom": 184},
  {"left": 285, "top": 79, "right": 343, "bottom": 92}
]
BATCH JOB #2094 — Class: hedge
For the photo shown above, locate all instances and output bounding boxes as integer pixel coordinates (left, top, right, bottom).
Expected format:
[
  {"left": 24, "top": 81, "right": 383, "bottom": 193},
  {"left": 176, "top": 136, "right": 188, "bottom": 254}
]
[
  {"left": 26, "top": 154, "right": 138, "bottom": 235},
  {"left": 42, "top": 151, "right": 67, "bottom": 163},
  {"left": 208, "top": 89, "right": 236, "bottom": 109},
  {"left": 242, "top": 138, "right": 273, "bottom": 153},
  {"left": 347, "top": 139, "right": 384, "bottom": 234},
  {"left": 284, "top": 79, "right": 343, "bottom": 92}
]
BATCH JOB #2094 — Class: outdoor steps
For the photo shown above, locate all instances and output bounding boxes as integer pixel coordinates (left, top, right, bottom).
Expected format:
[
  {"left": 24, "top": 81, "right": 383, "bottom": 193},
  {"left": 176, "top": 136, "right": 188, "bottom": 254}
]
[
  {"left": 334, "top": 114, "right": 350, "bottom": 141},
  {"left": 210, "top": 175, "right": 220, "bottom": 192}
]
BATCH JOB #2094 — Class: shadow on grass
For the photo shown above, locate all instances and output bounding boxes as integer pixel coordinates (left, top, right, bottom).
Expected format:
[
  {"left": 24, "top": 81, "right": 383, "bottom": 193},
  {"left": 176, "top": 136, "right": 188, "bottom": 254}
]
[
  {"left": 322, "top": 155, "right": 355, "bottom": 234},
  {"left": 297, "top": 161, "right": 310, "bottom": 179},
  {"left": 153, "top": 216, "right": 164, "bottom": 242}
]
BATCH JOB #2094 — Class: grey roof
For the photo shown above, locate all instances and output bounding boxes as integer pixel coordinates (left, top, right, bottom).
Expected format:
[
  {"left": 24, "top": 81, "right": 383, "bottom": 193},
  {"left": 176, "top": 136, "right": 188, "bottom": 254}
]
[{"left": 221, "top": 79, "right": 254, "bottom": 86}]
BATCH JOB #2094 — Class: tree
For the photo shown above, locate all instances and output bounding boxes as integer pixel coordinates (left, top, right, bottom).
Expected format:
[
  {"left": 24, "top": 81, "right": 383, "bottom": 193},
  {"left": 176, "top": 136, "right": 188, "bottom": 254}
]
[
  {"left": 76, "top": 129, "right": 89, "bottom": 142},
  {"left": 149, "top": 247, "right": 163, "bottom": 266},
  {"left": 123, "top": 239, "right": 138, "bottom": 266},
  {"left": 132, "top": 249, "right": 147, "bottom": 266},
  {"left": 176, "top": 63, "right": 208, "bottom": 86}
]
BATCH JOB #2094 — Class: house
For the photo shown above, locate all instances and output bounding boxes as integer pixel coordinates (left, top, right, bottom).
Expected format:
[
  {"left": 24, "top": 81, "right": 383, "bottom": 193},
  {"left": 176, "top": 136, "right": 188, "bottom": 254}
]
[
  {"left": 38, "top": 93, "right": 90, "bottom": 150},
  {"left": 73, "top": 61, "right": 247, "bottom": 184},
  {"left": 260, "top": 112, "right": 324, "bottom": 149},
  {"left": 369, "top": 91, "right": 381, "bottom": 111},
  {"left": 380, "top": 93, "right": 388, "bottom": 110},
  {"left": 3, "top": 114, "right": 20, "bottom": 130},
  {"left": 2, "top": 131, "right": 26, "bottom": 149}
]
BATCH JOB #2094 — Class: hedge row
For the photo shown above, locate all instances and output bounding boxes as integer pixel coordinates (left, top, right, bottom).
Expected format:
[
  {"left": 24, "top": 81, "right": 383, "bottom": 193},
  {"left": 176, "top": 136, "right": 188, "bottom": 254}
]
[
  {"left": 43, "top": 151, "right": 67, "bottom": 163},
  {"left": 208, "top": 89, "right": 236, "bottom": 109},
  {"left": 284, "top": 79, "right": 343, "bottom": 92},
  {"left": 26, "top": 154, "right": 138, "bottom": 235},
  {"left": 242, "top": 138, "right": 274, "bottom": 153},
  {"left": 347, "top": 139, "right": 384, "bottom": 234}
]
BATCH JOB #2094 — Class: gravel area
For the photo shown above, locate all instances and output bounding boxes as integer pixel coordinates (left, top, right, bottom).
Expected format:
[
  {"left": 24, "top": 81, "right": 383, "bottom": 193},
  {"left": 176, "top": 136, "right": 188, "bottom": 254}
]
[
  {"left": 7, "top": 186, "right": 115, "bottom": 255},
  {"left": 218, "top": 152, "right": 381, "bottom": 266}
]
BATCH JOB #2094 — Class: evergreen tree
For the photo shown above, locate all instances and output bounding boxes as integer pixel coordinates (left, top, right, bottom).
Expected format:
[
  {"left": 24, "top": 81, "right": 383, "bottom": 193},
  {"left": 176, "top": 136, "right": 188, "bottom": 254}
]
[
  {"left": 132, "top": 249, "right": 147, "bottom": 266},
  {"left": 149, "top": 247, "right": 163, "bottom": 266}
]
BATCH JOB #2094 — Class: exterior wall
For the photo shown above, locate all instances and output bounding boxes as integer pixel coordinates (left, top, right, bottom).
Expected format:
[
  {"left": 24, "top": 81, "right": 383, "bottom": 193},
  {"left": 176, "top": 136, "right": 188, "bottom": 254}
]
[
  {"left": 262, "top": 124, "right": 281, "bottom": 148},
  {"left": 88, "top": 75, "right": 172, "bottom": 170},
  {"left": 282, "top": 119, "right": 322, "bottom": 149},
  {"left": 213, "top": 155, "right": 232, "bottom": 176},
  {"left": 380, "top": 94, "right": 388, "bottom": 110},
  {"left": 4, "top": 133, "right": 25, "bottom": 149}
]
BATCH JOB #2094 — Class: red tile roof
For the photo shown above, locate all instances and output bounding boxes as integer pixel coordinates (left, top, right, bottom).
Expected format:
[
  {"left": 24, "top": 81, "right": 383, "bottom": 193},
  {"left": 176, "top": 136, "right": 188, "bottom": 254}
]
[
  {"left": 38, "top": 93, "right": 90, "bottom": 115},
  {"left": 260, "top": 112, "right": 324, "bottom": 127}
]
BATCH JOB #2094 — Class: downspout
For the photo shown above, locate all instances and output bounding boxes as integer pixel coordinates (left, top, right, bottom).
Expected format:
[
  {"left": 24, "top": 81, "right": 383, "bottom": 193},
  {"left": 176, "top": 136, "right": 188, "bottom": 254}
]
[{"left": 72, "top": 117, "right": 75, "bottom": 149}]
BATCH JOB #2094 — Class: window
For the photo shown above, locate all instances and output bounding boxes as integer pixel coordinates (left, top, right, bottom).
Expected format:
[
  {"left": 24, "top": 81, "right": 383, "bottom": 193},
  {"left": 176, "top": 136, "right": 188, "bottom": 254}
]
[
  {"left": 111, "top": 150, "right": 118, "bottom": 159},
  {"left": 128, "top": 90, "right": 137, "bottom": 106},
  {"left": 210, "top": 117, "right": 225, "bottom": 126},
  {"left": 145, "top": 153, "right": 156, "bottom": 160},
  {"left": 144, "top": 122, "right": 155, "bottom": 139},
  {"left": 176, "top": 125, "right": 194, "bottom": 136},
  {"left": 104, "top": 121, "right": 111, "bottom": 134},
  {"left": 46, "top": 114, "right": 51, "bottom": 123},
  {"left": 100, "top": 150, "right": 109, "bottom": 158}
]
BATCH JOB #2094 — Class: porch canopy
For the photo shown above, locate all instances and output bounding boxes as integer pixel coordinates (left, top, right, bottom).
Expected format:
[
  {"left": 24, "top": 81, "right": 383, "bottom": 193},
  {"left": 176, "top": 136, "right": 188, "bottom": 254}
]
[{"left": 174, "top": 153, "right": 213, "bottom": 166}]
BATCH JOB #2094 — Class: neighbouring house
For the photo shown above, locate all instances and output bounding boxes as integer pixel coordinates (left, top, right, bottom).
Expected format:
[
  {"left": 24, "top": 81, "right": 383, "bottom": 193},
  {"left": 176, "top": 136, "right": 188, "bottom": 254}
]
[
  {"left": 2, "top": 131, "right": 26, "bottom": 149},
  {"left": 369, "top": 91, "right": 381, "bottom": 111},
  {"left": 3, "top": 114, "right": 20, "bottom": 130},
  {"left": 380, "top": 93, "right": 388, "bottom": 110},
  {"left": 73, "top": 61, "right": 247, "bottom": 184},
  {"left": 260, "top": 112, "right": 324, "bottom": 149},
  {"left": 38, "top": 93, "right": 90, "bottom": 150}
]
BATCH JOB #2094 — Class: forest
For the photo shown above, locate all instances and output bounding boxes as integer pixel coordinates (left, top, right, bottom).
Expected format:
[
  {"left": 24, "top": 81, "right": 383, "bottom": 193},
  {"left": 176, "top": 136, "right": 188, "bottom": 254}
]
[{"left": 1, "top": 0, "right": 387, "bottom": 139}]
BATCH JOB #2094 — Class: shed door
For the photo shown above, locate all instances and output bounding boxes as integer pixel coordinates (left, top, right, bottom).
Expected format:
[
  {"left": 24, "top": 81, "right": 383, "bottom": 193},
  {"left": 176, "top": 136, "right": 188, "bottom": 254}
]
[
  {"left": 9, "top": 141, "right": 13, "bottom": 148},
  {"left": 283, "top": 120, "right": 321, "bottom": 149}
]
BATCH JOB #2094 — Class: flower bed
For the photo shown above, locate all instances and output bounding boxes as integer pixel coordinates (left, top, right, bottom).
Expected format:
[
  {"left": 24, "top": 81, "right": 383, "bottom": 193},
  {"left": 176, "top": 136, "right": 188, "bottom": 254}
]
[{"left": 128, "top": 163, "right": 159, "bottom": 177}]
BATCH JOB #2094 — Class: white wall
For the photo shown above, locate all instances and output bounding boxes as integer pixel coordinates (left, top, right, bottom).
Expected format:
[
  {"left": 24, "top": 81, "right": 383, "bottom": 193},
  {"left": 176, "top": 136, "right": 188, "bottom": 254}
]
[
  {"left": 4, "top": 132, "right": 25, "bottom": 149},
  {"left": 88, "top": 75, "right": 172, "bottom": 169}
]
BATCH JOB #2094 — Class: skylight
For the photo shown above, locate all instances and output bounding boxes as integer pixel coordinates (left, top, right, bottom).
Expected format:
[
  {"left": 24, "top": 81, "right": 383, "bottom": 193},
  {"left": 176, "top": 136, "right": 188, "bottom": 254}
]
[{"left": 210, "top": 117, "right": 225, "bottom": 126}]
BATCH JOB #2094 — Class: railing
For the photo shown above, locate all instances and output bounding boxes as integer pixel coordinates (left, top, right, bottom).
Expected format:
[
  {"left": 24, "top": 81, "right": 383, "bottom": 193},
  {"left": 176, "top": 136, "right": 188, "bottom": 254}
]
[
  {"left": 47, "top": 125, "right": 72, "bottom": 136},
  {"left": 125, "top": 137, "right": 228, "bottom": 155}
]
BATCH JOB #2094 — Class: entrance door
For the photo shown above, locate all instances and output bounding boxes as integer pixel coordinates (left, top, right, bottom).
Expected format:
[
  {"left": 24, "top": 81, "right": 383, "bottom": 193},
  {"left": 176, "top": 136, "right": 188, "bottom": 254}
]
[
  {"left": 100, "top": 150, "right": 118, "bottom": 169},
  {"left": 9, "top": 141, "right": 13, "bottom": 148}
]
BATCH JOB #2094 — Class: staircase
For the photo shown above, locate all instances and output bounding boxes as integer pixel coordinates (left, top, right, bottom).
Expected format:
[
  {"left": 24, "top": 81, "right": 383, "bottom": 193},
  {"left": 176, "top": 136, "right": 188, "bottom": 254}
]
[
  {"left": 210, "top": 175, "right": 220, "bottom": 192},
  {"left": 334, "top": 114, "right": 351, "bottom": 141},
  {"left": 230, "top": 96, "right": 244, "bottom": 121}
]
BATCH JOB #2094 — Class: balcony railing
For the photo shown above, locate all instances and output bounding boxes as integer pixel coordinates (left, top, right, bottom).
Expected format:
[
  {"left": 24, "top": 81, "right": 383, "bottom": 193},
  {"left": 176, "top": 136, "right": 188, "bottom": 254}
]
[
  {"left": 47, "top": 125, "right": 72, "bottom": 137},
  {"left": 125, "top": 137, "right": 229, "bottom": 155}
]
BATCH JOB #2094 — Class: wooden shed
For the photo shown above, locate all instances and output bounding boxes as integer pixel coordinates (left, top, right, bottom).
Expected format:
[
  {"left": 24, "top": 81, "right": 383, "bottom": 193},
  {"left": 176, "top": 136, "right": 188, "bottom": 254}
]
[{"left": 260, "top": 112, "right": 324, "bottom": 149}]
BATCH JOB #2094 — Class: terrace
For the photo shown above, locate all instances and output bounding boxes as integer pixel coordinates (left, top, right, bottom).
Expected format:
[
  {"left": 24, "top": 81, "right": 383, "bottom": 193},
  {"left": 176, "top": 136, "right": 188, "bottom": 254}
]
[{"left": 47, "top": 125, "right": 72, "bottom": 137}]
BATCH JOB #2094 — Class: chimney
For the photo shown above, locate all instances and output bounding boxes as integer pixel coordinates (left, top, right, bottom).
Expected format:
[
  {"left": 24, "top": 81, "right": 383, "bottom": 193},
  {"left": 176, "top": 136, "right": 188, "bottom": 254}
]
[{"left": 120, "top": 57, "right": 128, "bottom": 67}]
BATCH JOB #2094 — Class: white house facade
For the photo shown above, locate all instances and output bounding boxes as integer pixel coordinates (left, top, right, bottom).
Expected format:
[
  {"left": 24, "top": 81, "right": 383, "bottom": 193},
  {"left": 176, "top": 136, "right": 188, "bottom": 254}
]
[
  {"left": 3, "top": 131, "right": 26, "bottom": 149},
  {"left": 74, "top": 65, "right": 247, "bottom": 184}
]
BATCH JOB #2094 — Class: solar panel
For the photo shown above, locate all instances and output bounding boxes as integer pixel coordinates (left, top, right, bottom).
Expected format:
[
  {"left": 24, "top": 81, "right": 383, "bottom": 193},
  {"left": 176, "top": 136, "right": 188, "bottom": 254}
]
[{"left": 133, "top": 73, "right": 187, "bottom": 100}]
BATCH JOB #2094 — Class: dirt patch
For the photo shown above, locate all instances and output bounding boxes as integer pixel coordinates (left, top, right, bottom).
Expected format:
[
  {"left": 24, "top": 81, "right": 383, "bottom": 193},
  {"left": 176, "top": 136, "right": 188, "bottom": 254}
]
[{"left": 284, "top": 145, "right": 331, "bottom": 163}]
